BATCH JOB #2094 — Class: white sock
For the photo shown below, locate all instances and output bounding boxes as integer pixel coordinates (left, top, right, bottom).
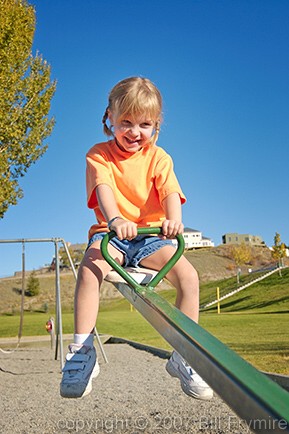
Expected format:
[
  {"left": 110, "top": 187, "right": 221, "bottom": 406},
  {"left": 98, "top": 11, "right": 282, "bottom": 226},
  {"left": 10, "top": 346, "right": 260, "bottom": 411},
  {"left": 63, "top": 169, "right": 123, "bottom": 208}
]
[{"left": 74, "top": 333, "right": 94, "bottom": 348}]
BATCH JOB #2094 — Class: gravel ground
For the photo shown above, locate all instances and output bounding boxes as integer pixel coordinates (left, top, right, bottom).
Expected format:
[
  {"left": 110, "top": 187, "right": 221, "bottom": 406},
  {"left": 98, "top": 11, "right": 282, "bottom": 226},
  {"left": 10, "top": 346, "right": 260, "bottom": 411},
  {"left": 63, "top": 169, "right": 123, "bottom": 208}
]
[{"left": 0, "top": 342, "right": 252, "bottom": 434}]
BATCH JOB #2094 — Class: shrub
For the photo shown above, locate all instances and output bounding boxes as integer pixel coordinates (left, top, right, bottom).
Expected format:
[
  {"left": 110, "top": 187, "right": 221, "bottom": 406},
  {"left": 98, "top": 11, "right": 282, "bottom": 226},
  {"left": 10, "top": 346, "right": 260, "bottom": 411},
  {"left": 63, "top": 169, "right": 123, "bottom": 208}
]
[{"left": 26, "top": 271, "right": 40, "bottom": 297}]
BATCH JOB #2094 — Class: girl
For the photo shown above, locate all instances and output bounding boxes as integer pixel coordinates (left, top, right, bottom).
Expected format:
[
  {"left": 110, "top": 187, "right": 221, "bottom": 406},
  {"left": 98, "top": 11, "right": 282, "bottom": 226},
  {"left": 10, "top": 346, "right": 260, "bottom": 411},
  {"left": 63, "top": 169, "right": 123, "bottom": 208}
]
[{"left": 60, "top": 77, "right": 213, "bottom": 401}]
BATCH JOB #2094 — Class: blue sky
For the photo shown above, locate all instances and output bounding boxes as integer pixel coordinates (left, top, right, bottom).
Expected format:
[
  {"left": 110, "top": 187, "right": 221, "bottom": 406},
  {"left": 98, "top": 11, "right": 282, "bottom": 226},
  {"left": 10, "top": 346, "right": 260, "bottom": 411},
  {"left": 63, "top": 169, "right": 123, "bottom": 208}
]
[{"left": 1, "top": 0, "right": 289, "bottom": 277}]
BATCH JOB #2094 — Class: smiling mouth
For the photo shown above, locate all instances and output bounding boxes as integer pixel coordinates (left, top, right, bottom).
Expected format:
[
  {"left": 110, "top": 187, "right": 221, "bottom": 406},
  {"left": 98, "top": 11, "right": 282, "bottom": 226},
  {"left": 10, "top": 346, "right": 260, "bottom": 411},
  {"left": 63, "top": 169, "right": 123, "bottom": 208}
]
[{"left": 125, "top": 137, "right": 140, "bottom": 145}]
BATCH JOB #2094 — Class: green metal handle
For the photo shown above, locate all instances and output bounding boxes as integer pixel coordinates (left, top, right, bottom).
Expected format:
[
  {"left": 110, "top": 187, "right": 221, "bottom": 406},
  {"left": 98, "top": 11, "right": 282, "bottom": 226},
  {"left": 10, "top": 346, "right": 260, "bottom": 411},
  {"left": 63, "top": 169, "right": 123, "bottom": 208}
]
[{"left": 101, "top": 227, "right": 185, "bottom": 290}]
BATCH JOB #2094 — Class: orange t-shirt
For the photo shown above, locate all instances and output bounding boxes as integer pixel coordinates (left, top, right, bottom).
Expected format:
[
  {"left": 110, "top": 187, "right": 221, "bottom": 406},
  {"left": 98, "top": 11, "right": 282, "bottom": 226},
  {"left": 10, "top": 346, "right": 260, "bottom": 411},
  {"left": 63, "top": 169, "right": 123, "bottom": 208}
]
[{"left": 86, "top": 140, "right": 186, "bottom": 239}]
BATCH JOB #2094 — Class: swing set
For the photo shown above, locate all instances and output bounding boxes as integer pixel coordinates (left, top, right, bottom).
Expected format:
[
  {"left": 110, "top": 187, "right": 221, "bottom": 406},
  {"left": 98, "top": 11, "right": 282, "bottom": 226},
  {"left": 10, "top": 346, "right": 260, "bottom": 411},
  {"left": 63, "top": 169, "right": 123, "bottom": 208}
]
[{"left": 0, "top": 237, "right": 107, "bottom": 365}]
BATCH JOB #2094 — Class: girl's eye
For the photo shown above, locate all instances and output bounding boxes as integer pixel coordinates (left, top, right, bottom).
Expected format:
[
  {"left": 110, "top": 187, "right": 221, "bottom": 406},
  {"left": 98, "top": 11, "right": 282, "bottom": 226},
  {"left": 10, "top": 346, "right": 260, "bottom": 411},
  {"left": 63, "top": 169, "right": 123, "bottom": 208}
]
[
  {"left": 120, "top": 120, "right": 153, "bottom": 128},
  {"left": 121, "top": 120, "right": 131, "bottom": 127}
]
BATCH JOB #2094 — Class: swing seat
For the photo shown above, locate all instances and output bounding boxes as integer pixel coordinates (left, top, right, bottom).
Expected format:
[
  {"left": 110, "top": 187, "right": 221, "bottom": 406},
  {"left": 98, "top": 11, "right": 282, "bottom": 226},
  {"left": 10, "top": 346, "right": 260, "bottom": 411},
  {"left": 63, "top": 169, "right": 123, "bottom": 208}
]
[{"left": 105, "top": 267, "right": 161, "bottom": 285}]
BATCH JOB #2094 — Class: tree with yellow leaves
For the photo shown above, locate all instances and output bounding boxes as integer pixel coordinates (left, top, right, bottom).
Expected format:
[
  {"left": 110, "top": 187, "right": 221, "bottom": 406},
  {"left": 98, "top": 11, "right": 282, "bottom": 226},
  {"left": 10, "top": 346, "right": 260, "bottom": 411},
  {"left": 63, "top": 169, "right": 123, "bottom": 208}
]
[
  {"left": 230, "top": 243, "right": 252, "bottom": 284},
  {"left": 271, "top": 232, "right": 286, "bottom": 276},
  {"left": 0, "top": 0, "right": 56, "bottom": 218}
]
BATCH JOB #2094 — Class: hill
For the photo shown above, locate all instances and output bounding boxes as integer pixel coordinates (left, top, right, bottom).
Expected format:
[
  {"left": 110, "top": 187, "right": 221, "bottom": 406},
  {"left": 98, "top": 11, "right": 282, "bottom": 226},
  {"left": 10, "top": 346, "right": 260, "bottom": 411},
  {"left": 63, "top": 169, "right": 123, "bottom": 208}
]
[
  {"left": 0, "top": 245, "right": 286, "bottom": 314},
  {"left": 184, "top": 244, "right": 275, "bottom": 281},
  {"left": 200, "top": 266, "right": 289, "bottom": 313}
]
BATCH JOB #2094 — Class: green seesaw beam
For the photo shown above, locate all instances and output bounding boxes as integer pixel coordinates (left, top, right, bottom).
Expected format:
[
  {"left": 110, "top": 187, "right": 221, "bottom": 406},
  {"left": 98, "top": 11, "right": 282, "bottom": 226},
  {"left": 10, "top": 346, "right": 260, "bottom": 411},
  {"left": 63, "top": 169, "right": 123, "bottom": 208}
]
[{"left": 101, "top": 228, "right": 289, "bottom": 434}]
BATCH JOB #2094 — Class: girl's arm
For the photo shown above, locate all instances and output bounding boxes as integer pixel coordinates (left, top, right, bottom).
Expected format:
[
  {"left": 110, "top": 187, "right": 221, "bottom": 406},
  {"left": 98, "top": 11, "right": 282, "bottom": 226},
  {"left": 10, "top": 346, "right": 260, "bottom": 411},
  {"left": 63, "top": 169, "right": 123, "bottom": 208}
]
[
  {"left": 161, "top": 192, "right": 184, "bottom": 239},
  {"left": 96, "top": 184, "right": 137, "bottom": 240}
]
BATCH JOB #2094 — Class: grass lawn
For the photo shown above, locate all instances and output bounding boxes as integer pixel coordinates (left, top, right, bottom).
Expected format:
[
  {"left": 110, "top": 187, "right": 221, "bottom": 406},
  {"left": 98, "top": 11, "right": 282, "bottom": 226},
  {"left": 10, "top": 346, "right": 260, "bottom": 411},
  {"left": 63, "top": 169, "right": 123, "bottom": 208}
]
[
  {"left": 1, "top": 268, "right": 288, "bottom": 374},
  {"left": 96, "top": 307, "right": 289, "bottom": 375},
  {"left": 1, "top": 299, "right": 288, "bottom": 375},
  {"left": 200, "top": 312, "right": 289, "bottom": 374}
]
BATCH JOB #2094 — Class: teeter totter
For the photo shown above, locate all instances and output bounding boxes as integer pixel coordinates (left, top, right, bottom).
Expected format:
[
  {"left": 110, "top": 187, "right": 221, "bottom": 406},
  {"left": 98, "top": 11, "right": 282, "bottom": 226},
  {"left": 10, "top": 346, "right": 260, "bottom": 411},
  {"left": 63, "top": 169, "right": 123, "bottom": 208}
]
[{"left": 102, "top": 228, "right": 289, "bottom": 434}]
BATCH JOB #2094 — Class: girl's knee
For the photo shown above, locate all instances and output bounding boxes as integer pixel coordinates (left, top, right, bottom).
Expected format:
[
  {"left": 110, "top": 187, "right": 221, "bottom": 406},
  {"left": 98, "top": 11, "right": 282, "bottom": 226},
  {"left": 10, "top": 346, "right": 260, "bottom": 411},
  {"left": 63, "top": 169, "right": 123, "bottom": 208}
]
[
  {"left": 189, "top": 265, "right": 199, "bottom": 282},
  {"left": 77, "top": 259, "right": 103, "bottom": 286},
  {"left": 167, "top": 263, "right": 199, "bottom": 292},
  {"left": 177, "top": 260, "right": 199, "bottom": 281}
]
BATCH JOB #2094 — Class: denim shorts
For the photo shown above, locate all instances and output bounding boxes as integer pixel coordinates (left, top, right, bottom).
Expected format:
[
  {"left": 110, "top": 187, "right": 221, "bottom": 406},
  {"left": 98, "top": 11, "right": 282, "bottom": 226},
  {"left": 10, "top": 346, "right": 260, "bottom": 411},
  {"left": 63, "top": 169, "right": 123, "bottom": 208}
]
[{"left": 87, "top": 232, "right": 174, "bottom": 267}]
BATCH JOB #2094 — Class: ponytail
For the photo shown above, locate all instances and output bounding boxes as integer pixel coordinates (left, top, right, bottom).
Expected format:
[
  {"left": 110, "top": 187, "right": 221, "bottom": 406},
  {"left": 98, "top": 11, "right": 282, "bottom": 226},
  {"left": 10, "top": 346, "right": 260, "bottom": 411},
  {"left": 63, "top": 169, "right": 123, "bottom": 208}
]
[{"left": 102, "top": 107, "right": 113, "bottom": 137}]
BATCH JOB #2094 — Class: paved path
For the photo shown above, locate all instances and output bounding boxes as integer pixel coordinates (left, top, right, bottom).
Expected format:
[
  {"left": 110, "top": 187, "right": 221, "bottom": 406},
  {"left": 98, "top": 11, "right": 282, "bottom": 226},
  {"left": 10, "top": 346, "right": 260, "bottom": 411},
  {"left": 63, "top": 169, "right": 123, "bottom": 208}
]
[{"left": 0, "top": 342, "right": 251, "bottom": 434}]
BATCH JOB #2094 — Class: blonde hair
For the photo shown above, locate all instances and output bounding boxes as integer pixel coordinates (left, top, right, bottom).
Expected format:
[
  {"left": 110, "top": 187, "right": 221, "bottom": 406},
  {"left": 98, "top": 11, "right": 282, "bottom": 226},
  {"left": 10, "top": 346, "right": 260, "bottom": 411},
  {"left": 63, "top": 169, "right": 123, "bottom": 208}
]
[{"left": 102, "top": 77, "right": 162, "bottom": 146}]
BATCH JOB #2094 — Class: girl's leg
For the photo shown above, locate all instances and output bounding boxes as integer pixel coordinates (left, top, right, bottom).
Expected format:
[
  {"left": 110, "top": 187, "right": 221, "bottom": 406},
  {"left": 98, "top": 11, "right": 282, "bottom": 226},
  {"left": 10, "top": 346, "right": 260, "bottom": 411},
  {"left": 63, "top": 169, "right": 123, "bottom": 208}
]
[
  {"left": 140, "top": 246, "right": 199, "bottom": 322},
  {"left": 60, "top": 240, "right": 125, "bottom": 399},
  {"left": 74, "top": 240, "right": 125, "bottom": 334}
]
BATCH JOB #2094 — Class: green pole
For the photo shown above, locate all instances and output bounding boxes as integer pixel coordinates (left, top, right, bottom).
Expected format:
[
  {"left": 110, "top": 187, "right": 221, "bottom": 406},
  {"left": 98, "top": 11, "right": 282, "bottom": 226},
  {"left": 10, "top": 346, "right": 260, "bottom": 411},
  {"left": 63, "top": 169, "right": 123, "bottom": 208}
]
[{"left": 101, "top": 227, "right": 184, "bottom": 291}]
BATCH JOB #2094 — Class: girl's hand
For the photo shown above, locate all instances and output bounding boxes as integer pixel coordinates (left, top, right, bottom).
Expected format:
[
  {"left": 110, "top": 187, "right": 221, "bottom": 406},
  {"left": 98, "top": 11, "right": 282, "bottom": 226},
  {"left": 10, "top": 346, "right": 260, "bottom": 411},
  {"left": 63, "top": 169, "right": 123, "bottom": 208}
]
[
  {"left": 110, "top": 218, "right": 138, "bottom": 240},
  {"left": 161, "top": 219, "right": 184, "bottom": 239}
]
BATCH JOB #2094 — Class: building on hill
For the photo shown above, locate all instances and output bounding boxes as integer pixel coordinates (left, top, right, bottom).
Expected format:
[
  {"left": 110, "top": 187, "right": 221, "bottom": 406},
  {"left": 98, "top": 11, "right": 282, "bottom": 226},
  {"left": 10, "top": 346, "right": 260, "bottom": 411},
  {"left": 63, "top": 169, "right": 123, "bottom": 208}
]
[
  {"left": 173, "top": 227, "right": 214, "bottom": 249},
  {"left": 222, "top": 233, "right": 266, "bottom": 247},
  {"left": 202, "top": 236, "right": 215, "bottom": 247}
]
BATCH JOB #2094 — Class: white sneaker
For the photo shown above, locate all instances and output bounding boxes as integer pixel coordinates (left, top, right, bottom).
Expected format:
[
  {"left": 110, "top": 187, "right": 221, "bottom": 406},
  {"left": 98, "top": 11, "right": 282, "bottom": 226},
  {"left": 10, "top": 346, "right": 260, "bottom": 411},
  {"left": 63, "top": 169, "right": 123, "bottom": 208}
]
[
  {"left": 60, "top": 344, "right": 99, "bottom": 398},
  {"left": 166, "top": 351, "right": 213, "bottom": 400}
]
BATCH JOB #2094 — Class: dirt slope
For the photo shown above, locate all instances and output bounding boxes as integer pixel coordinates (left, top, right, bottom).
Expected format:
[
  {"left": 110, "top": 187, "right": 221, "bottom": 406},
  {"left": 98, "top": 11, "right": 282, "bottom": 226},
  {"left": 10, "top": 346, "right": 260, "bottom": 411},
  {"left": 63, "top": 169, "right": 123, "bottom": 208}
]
[{"left": 0, "top": 245, "right": 279, "bottom": 314}]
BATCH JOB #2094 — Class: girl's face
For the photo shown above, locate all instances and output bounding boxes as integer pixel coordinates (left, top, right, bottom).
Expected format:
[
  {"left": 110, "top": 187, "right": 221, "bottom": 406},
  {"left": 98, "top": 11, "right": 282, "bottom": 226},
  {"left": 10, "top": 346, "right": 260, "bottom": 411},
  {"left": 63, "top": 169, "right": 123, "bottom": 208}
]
[{"left": 109, "top": 112, "right": 155, "bottom": 153}]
